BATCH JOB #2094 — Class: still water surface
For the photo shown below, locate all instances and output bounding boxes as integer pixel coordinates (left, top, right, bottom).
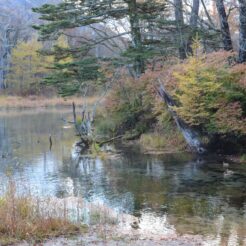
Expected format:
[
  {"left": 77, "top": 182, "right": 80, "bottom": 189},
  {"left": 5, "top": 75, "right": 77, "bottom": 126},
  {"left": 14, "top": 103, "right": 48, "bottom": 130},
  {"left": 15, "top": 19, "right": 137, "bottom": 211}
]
[{"left": 0, "top": 108, "right": 245, "bottom": 245}]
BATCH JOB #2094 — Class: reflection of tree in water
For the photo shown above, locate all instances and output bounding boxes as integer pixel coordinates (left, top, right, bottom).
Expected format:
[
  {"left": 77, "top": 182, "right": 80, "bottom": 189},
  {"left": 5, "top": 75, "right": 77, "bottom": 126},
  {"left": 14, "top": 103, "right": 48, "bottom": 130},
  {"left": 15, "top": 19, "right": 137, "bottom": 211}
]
[
  {"left": 58, "top": 154, "right": 135, "bottom": 214},
  {"left": 57, "top": 148, "right": 246, "bottom": 243},
  {"left": 0, "top": 119, "right": 11, "bottom": 157}
]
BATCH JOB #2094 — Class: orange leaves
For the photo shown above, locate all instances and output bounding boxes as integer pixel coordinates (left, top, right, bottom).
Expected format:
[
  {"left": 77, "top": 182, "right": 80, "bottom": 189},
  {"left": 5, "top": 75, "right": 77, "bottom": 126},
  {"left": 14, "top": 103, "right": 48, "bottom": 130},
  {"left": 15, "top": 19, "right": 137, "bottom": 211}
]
[
  {"left": 102, "top": 48, "right": 246, "bottom": 137},
  {"left": 231, "top": 63, "right": 246, "bottom": 89},
  {"left": 158, "top": 49, "right": 246, "bottom": 135},
  {"left": 215, "top": 102, "right": 246, "bottom": 134}
]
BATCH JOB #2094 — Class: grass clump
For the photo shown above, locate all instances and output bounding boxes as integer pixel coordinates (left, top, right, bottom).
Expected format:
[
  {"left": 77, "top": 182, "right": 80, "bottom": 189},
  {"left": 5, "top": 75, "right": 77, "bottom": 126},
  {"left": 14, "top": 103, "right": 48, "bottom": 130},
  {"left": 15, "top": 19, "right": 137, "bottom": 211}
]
[
  {"left": 0, "top": 179, "right": 83, "bottom": 245},
  {"left": 140, "top": 133, "right": 168, "bottom": 149},
  {"left": 140, "top": 131, "right": 186, "bottom": 152}
]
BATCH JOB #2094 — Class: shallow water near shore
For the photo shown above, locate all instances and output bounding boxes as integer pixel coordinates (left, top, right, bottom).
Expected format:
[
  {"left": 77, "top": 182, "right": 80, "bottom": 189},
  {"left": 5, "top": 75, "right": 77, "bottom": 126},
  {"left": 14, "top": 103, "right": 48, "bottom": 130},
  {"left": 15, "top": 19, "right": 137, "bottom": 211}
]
[{"left": 0, "top": 108, "right": 245, "bottom": 245}]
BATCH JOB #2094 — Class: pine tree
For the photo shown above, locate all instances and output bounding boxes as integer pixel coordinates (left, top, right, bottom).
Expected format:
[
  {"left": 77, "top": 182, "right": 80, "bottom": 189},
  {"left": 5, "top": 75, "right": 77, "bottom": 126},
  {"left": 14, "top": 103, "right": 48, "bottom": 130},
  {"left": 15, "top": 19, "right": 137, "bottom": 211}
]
[
  {"left": 40, "top": 35, "right": 101, "bottom": 96},
  {"left": 32, "top": 0, "right": 168, "bottom": 89}
]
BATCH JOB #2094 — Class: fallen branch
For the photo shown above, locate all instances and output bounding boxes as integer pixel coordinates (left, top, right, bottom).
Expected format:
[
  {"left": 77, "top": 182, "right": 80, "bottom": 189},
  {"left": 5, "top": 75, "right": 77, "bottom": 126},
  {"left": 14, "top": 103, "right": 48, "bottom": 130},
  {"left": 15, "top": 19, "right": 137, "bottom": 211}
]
[{"left": 97, "top": 135, "right": 124, "bottom": 146}]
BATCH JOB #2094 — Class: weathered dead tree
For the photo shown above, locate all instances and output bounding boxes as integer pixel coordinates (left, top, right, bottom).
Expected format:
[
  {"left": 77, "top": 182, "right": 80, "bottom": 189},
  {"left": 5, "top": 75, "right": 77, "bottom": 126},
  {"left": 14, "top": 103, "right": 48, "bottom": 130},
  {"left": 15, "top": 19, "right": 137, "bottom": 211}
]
[{"left": 72, "top": 102, "right": 93, "bottom": 149}]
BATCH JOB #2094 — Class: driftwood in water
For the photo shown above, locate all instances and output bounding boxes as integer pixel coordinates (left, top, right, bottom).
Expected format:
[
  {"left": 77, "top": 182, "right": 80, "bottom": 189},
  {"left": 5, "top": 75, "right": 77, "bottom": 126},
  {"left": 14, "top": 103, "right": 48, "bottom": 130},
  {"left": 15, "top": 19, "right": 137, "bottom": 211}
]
[
  {"left": 157, "top": 83, "right": 205, "bottom": 154},
  {"left": 49, "top": 135, "right": 52, "bottom": 151}
]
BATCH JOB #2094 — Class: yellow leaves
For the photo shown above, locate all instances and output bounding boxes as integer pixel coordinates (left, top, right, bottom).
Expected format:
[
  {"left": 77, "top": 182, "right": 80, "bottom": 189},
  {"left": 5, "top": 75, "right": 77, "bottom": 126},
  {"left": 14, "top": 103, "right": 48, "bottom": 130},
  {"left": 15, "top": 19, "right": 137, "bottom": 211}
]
[
  {"left": 165, "top": 44, "right": 246, "bottom": 135},
  {"left": 6, "top": 38, "right": 53, "bottom": 95},
  {"left": 56, "top": 35, "right": 69, "bottom": 48},
  {"left": 172, "top": 53, "right": 222, "bottom": 126}
]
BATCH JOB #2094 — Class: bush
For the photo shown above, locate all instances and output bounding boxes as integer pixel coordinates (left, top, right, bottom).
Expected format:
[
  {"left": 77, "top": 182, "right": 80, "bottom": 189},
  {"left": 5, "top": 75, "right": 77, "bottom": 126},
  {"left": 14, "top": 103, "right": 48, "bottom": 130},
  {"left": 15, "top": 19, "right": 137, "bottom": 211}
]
[
  {"left": 96, "top": 70, "right": 188, "bottom": 151},
  {"left": 162, "top": 42, "right": 246, "bottom": 136},
  {"left": 97, "top": 43, "right": 246, "bottom": 152},
  {"left": 98, "top": 73, "right": 157, "bottom": 136}
]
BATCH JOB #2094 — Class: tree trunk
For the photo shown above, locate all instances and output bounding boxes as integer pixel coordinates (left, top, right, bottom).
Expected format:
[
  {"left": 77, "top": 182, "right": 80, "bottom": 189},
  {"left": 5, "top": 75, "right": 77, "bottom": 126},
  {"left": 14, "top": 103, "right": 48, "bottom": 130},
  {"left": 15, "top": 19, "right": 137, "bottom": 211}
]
[
  {"left": 0, "top": 15, "right": 17, "bottom": 90},
  {"left": 174, "top": 0, "right": 187, "bottom": 59},
  {"left": 238, "top": 0, "right": 246, "bottom": 63},
  {"left": 157, "top": 83, "right": 205, "bottom": 154},
  {"left": 187, "top": 0, "right": 200, "bottom": 54},
  {"left": 127, "top": 0, "right": 145, "bottom": 77},
  {"left": 0, "top": 28, "right": 11, "bottom": 89},
  {"left": 215, "top": 0, "right": 233, "bottom": 51}
]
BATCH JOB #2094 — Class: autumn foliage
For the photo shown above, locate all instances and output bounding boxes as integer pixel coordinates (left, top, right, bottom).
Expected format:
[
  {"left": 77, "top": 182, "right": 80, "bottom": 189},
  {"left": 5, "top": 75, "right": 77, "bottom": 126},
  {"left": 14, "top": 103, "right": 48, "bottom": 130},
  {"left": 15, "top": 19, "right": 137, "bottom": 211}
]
[
  {"left": 100, "top": 42, "right": 246, "bottom": 151},
  {"left": 6, "top": 38, "right": 53, "bottom": 95},
  {"left": 162, "top": 43, "right": 246, "bottom": 136}
]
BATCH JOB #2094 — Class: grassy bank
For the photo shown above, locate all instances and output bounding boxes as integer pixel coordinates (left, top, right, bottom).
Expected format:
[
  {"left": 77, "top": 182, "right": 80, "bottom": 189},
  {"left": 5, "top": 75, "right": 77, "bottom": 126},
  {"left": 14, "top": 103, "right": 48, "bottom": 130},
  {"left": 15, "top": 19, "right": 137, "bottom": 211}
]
[
  {"left": 0, "top": 95, "right": 98, "bottom": 109},
  {"left": 0, "top": 180, "right": 81, "bottom": 245},
  {"left": 0, "top": 177, "right": 120, "bottom": 245},
  {"left": 139, "top": 132, "right": 187, "bottom": 153}
]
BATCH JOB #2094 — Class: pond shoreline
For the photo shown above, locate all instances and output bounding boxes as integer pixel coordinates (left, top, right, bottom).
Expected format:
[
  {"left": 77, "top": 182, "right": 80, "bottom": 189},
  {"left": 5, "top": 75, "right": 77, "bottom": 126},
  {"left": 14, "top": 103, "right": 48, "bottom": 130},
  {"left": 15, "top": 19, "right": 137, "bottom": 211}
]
[
  {"left": 17, "top": 230, "right": 206, "bottom": 246},
  {"left": 0, "top": 95, "right": 98, "bottom": 109},
  {"left": 1, "top": 97, "right": 244, "bottom": 161}
]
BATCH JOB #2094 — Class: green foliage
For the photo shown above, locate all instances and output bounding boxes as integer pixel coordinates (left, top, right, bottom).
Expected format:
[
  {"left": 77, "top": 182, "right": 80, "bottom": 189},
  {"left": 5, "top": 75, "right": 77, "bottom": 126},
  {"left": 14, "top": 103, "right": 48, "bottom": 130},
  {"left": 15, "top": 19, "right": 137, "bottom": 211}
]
[
  {"left": 139, "top": 103, "right": 187, "bottom": 152},
  {"left": 32, "top": 0, "right": 172, "bottom": 91},
  {"left": 94, "top": 116, "right": 119, "bottom": 137},
  {"left": 40, "top": 35, "right": 102, "bottom": 97}
]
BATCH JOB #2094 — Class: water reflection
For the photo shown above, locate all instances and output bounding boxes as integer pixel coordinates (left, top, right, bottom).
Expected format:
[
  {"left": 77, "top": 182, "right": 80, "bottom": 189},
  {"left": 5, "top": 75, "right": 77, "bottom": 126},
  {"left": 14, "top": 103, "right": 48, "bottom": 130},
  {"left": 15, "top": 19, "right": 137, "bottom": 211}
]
[{"left": 0, "top": 109, "right": 245, "bottom": 244}]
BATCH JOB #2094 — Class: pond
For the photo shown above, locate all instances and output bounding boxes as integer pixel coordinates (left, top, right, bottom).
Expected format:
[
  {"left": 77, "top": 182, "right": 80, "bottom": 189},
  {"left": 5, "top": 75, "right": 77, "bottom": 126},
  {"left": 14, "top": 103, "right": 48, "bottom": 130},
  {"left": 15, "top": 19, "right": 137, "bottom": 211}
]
[{"left": 0, "top": 108, "right": 245, "bottom": 245}]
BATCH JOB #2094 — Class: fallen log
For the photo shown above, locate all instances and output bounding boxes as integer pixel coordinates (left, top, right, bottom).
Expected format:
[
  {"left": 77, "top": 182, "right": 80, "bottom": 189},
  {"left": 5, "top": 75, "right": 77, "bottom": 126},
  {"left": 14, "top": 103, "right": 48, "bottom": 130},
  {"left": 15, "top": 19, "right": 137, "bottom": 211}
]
[{"left": 97, "top": 135, "right": 124, "bottom": 146}]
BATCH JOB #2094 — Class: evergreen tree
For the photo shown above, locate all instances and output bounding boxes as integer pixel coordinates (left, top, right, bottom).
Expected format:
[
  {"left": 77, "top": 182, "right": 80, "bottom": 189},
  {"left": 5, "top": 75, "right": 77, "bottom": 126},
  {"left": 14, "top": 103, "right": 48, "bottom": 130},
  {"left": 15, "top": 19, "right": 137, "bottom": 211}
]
[
  {"left": 32, "top": 0, "right": 168, "bottom": 92},
  {"left": 40, "top": 35, "right": 101, "bottom": 96}
]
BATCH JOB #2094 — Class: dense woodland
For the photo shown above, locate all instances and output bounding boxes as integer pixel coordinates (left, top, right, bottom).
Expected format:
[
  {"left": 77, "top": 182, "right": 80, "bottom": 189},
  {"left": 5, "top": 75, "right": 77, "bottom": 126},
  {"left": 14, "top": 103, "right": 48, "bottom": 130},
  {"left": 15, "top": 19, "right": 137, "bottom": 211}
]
[{"left": 0, "top": 0, "right": 246, "bottom": 154}]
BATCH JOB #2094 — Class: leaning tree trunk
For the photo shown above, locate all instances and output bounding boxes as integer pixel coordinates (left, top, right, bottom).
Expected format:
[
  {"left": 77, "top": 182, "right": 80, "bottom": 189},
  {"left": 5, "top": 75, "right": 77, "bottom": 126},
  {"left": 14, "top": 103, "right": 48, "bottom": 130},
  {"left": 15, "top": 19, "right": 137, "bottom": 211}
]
[
  {"left": 238, "top": 0, "right": 246, "bottom": 63},
  {"left": 157, "top": 84, "right": 205, "bottom": 154},
  {"left": 215, "top": 0, "right": 233, "bottom": 51},
  {"left": 174, "top": 0, "right": 187, "bottom": 59},
  {"left": 127, "top": 0, "right": 145, "bottom": 77}
]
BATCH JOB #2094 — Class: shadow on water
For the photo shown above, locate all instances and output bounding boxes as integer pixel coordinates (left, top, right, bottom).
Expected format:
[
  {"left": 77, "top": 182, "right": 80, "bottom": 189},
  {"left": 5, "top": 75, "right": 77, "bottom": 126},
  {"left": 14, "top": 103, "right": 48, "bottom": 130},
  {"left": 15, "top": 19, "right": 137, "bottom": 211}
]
[{"left": 0, "top": 109, "right": 245, "bottom": 244}]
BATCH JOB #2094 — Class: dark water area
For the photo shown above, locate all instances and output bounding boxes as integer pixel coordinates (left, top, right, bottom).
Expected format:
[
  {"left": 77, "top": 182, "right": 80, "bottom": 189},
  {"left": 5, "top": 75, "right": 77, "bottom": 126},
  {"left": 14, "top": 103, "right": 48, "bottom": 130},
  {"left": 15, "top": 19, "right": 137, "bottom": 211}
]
[{"left": 0, "top": 109, "right": 245, "bottom": 245}]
